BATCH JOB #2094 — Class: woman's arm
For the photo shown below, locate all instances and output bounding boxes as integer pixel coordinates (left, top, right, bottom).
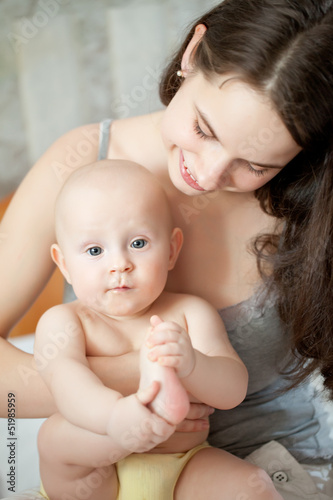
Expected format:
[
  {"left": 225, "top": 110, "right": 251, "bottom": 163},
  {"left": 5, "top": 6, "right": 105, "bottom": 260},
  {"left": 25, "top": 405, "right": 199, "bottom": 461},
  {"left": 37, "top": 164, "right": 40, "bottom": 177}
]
[
  {"left": 0, "top": 124, "right": 100, "bottom": 338},
  {"left": 0, "top": 340, "right": 212, "bottom": 432},
  {"left": 0, "top": 122, "right": 144, "bottom": 418},
  {"left": 88, "top": 351, "right": 139, "bottom": 396},
  {"left": 0, "top": 121, "right": 214, "bottom": 424},
  {"left": 0, "top": 338, "right": 141, "bottom": 419},
  {"left": 0, "top": 337, "right": 56, "bottom": 418}
]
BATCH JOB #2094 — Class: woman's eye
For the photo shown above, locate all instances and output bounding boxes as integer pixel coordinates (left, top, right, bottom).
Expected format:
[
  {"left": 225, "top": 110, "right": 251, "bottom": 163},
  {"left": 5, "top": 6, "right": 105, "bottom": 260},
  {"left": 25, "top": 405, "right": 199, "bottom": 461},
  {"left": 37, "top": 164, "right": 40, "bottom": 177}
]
[
  {"left": 87, "top": 247, "right": 103, "bottom": 256},
  {"left": 193, "top": 120, "right": 213, "bottom": 140},
  {"left": 131, "top": 239, "right": 147, "bottom": 249},
  {"left": 246, "top": 163, "right": 267, "bottom": 177}
]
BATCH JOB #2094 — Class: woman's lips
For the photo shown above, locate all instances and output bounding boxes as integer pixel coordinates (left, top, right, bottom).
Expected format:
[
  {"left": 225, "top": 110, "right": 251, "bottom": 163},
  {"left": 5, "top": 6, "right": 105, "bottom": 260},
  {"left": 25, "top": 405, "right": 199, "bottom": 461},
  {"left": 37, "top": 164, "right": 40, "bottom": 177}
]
[{"left": 179, "top": 150, "right": 205, "bottom": 191}]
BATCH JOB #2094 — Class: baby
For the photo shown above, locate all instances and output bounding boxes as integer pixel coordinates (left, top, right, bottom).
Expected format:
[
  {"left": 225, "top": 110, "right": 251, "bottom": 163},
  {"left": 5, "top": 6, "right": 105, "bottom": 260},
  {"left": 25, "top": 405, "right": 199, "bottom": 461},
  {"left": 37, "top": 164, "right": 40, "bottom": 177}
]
[{"left": 34, "top": 160, "right": 276, "bottom": 500}]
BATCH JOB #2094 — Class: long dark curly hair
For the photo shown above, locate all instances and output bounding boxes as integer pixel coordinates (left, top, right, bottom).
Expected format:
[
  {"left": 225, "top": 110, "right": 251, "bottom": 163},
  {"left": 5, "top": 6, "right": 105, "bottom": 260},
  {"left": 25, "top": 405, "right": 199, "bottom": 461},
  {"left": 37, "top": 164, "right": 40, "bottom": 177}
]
[{"left": 160, "top": 0, "right": 333, "bottom": 397}]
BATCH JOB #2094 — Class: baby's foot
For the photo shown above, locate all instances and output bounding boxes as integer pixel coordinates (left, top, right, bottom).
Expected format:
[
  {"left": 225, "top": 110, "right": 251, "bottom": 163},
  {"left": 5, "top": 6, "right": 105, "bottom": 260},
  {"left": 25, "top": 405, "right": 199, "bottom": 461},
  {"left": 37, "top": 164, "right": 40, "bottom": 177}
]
[{"left": 139, "top": 338, "right": 190, "bottom": 425}]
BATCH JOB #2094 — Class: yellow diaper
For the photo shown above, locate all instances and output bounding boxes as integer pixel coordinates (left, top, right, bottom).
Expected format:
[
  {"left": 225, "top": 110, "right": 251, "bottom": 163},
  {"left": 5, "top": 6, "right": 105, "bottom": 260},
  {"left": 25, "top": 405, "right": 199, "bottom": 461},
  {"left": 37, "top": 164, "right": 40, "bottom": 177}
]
[
  {"left": 39, "top": 482, "right": 48, "bottom": 499},
  {"left": 40, "top": 441, "right": 210, "bottom": 500},
  {"left": 116, "top": 442, "right": 210, "bottom": 500}
]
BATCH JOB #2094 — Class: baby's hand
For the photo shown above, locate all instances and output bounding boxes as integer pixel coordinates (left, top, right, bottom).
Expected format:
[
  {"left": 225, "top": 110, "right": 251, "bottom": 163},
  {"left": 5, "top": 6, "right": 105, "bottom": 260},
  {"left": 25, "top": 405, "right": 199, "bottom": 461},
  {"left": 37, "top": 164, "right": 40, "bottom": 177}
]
[
  {"left": 146, "top": 315, "right": 196, "bottom": 378},
  {"left": 106, "top": 382, "right": 176, "bottom": 454}
]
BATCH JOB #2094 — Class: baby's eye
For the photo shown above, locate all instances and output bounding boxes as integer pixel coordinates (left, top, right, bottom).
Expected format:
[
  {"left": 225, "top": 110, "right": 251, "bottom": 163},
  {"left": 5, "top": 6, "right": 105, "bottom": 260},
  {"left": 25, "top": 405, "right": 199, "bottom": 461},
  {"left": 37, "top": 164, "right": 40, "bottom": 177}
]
[
  {"left": 87, "top": 246, "right": 103, "bottom": 256},
  {"left": 131, "top": 239, "right": 148, "bottom": 249}
]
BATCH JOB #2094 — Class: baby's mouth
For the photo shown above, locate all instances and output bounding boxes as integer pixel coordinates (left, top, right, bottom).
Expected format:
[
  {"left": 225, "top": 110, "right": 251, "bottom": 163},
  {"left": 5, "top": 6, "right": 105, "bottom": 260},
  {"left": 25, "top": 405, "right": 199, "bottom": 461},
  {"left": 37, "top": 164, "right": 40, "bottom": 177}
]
[{"left": 108, "top": 280, "right": 132, "bottom": 292}]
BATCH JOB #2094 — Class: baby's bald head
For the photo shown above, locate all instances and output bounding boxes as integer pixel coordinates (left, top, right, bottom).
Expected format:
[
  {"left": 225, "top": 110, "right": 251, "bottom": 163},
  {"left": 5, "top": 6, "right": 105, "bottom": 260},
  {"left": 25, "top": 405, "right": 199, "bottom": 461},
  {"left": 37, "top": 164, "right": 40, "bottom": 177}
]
[{"left": 54, "top": 159, "right": 174, "bottom": 246}]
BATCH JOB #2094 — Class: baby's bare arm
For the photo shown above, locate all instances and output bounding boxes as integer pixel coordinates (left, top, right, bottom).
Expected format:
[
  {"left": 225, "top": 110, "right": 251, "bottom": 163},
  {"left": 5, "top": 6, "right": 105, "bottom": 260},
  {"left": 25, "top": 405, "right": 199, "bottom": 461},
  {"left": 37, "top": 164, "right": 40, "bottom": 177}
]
[
  {"left": 35, "top": 304, "right": 175, "bottom": 452},
  {"left": 147, "top": 296, "right": 248, "bottom": 410},
  {"left": 183, "top": 298, "right": 248, "bottom": 408},
  {"left": 35, "top": 304, "right": 122, "bottom": 434}
]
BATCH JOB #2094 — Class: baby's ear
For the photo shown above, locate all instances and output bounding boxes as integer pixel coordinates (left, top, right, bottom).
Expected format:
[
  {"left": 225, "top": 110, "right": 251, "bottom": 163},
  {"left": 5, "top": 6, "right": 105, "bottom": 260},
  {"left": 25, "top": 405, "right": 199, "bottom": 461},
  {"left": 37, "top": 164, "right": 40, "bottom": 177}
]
[
  {"left": 51, "top": 244, "right": 72, "bottom": 284},
  {"left": 168, "top": 227, "right": 183, "bottom": 270}
]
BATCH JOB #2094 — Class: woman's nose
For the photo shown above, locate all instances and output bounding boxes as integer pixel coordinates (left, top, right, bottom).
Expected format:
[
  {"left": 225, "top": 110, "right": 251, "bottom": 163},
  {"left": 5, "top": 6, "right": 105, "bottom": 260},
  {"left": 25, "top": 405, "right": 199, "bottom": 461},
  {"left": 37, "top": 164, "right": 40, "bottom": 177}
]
[{"left": 197, "top": 153, "right": 231, "bottom": 190}]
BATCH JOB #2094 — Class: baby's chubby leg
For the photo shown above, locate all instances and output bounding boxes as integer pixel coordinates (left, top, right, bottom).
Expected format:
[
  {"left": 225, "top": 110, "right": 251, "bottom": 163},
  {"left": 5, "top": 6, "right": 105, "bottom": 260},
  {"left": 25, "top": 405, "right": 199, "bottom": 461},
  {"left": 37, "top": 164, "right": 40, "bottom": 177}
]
[
  {"left": 38, "top": 387, "right": 175, "bottom": 500},
  {"left": 174, "top": 447, "right": 283, "bottom": 500},
  {"left": 38, "top": 413, "right": 119, "bottom": 500},
  {"left": 139, "top": 315, "right": 190, "bottom": 425}
]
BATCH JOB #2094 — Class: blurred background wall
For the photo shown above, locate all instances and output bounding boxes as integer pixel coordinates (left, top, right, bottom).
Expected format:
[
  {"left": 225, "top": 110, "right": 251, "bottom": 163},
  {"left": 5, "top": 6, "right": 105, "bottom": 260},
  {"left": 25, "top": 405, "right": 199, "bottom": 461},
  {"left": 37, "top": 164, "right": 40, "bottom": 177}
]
[{"left": 0, "top": 0, "right": 218, "bottom": 199}]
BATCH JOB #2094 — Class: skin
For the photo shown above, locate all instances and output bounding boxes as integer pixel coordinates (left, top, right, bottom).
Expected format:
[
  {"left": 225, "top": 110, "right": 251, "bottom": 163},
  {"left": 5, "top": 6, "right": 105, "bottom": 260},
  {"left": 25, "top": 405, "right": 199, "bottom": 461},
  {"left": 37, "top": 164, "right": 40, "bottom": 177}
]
[
  {"left": 0, "top": 23, "right": 293, "bottom": 498},
  {"left": 162, "top": 24, "right": 301, "bottom": 196},
  {"left": 0, "top": 23, "right": 300, "bottom": 433},
  {"left": 161, "top": 72, "right": 301, "bottom": 194},
  {"left": 37, "top": 162, "right": 253, "bottom": 499},
  {"left": 52, "top": 162, "right": 179, "bottom": 320}
]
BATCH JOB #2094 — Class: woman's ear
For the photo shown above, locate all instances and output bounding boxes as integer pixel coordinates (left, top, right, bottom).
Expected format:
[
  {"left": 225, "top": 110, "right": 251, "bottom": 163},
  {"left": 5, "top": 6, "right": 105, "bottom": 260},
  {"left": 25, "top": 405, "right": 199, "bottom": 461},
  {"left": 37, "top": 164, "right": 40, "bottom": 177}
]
[
  {"left": 51, "top": 244, "right": 72, "bottom": 284},
  {"left": 168, "top": 227, "right": 184, "bottom": 270},
  {"left": 181, "top": 24, "right": 207, "bottom": 76}
]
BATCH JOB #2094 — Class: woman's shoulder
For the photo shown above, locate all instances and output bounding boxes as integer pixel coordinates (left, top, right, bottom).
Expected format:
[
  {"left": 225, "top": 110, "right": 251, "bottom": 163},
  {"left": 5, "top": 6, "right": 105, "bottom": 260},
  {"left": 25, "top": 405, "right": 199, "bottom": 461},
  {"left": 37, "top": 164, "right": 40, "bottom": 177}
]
[
  {"left": 112, "top": 109, "right": 164, "bottom": 137},
  {"left": 17, "top": 122, "right": 102, "bottom": 195},
  {"left": 46, "top": 111, "right": 166, "bottom": 178},
  {"left": 43, "top": 122, "right": 102, "bottom": 180},
  {"left": 22, "top": 111, "right": 166, "bottom": 198},
  {"left": 109, "top": 110, "right": 167, "bottom": 170}
]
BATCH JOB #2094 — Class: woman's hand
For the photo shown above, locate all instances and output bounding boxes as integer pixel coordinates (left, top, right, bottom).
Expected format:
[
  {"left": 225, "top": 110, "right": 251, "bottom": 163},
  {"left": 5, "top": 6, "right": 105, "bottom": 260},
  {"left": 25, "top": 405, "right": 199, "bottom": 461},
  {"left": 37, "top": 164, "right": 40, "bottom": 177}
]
[{"left": 176, "top": 402, "right": 214, "bottom": 433}]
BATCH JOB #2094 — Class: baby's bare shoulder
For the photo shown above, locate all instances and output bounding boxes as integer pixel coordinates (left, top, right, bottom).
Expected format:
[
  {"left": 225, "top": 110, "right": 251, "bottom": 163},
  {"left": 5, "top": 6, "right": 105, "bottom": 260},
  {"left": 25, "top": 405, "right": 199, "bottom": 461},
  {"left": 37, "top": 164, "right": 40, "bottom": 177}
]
[
  {"left": 156, "top": 291, "right": 217, "bottom": 318},
  {"left": 36, "top": 301, "right": 82, "bottom": 331}
]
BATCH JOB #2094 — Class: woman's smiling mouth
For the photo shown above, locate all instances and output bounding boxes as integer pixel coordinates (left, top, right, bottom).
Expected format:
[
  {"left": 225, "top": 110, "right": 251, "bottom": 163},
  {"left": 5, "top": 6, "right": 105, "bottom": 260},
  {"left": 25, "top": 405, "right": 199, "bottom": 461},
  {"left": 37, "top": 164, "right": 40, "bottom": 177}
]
[{"left": 179, "top": 150, "right": 205, "bottom": 191}]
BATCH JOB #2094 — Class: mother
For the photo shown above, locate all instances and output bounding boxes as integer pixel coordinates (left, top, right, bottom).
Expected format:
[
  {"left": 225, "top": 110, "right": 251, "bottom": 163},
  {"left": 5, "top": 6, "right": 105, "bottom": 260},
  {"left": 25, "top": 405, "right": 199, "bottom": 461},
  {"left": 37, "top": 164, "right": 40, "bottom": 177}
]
[{"left": 1, "top": 1, "right": 332, "bottom": 498}]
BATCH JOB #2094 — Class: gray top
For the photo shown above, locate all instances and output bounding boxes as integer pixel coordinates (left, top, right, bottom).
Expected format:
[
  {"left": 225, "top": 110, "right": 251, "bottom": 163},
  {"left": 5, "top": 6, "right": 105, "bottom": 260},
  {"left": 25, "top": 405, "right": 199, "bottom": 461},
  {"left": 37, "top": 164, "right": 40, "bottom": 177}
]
[
  {"left": 97, "top": 118, "right": 113, "bottom": 161},
  {"left": 210, "top": 288, "right": 333, "bottom": 463},
  {"left": 63, "top": 119, "right": 333, "bottom": 464}
]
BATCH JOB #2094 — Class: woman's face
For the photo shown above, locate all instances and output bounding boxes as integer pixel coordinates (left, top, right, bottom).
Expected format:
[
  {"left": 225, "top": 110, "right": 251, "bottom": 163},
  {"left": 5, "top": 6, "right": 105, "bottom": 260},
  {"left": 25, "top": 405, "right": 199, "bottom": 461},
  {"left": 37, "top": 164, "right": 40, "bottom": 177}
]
[{"left": 161, "top": 71, "right": 302, "bottom": 196}]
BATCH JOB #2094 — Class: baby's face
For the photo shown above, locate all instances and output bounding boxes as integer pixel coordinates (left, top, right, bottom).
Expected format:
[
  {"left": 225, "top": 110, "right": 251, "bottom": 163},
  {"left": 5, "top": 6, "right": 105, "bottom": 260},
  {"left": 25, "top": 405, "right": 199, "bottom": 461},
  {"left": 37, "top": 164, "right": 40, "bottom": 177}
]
[{"left": 58, "top": 184, "right": 176, "bottom": 318}]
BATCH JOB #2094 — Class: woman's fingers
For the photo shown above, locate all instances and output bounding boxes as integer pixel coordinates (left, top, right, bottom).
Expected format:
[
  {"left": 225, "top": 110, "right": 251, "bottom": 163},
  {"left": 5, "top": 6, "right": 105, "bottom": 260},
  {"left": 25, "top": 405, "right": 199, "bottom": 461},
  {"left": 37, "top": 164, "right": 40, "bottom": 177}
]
[
  {"left": 187, "top": 402, "right": 215, "bottom": 420},
  {"left": 176, "top": 402, "right": 214, "bottom": 432},
  {"left": 176, "top": 417, "right": 209, "bottom": 433}
]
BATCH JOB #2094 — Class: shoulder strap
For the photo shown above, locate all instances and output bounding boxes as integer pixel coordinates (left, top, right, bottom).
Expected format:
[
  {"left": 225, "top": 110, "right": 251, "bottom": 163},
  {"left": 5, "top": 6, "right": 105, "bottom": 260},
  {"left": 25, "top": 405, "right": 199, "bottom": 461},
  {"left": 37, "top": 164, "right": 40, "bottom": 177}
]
[{"left": 97, "top": 118, "right": 113, "bottom": 160}]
